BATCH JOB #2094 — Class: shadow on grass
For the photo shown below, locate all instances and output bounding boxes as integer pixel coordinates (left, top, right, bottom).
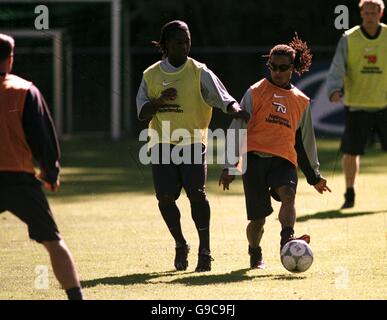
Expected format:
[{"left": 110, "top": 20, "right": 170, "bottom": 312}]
[
  {"left": 81, "top": 268, "right": 306, "bottom": 288},
  {"left": 297, "top": 209, "right": 386, "bottom": 222},
  {"left": 81, "top": 270, "right": 179, "bottom": 288},
  {"left": 169, "top": 269, "right": 306, "bottom": 286}
]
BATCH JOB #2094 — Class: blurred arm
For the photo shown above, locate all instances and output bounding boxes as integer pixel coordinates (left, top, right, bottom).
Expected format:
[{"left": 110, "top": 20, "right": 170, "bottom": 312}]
[
  {"left": 224, "top": 89, "right": 252, "bottom": 169},
  {"left": 295, "top": 103, "right": 322, "bottom": 185},
  {"left": 326, "top": 35, "right": 348, "bottom": 100},
  {"left": 22, "top": 85, "right": 60, "bottom": 185}
]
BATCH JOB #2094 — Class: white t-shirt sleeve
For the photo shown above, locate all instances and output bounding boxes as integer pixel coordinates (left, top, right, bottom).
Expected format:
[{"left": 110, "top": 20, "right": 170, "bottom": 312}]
[
  {"left": 200, "top": 67, "right": 236, "bottom": 113},
  {"left": 136, "top": 77, "right": 150, "bottom": 119}
]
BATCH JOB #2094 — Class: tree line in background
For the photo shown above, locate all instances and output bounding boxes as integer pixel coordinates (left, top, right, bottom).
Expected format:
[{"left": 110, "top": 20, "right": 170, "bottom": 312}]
[
  {"left": 1, "top": 0, "right": 386, "bottom": 135},
  {"left": 2, "top": 0, "right": 385, "bottom": 48}
]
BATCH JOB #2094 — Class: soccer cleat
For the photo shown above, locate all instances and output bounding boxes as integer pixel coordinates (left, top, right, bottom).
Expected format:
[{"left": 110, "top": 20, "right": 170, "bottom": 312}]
[
  {"left": 174, "top": 243, "right": 190, "bottom": 271},
  {"left": 281, "top": 234, "right": 310, "bottom": 251},
  {"left": 341, "top": 190, "right": 355, "bottom": 209},
  {"left": 341, "top": 199, "right": 354, "bottom": 209},
  {"left": 248, "top": 246, "right": 266, "bottom": 269},
  {"left": 296, "top": 234, "right": 310, "bottom": 244},
  {"left": 195, "top": 249, "right": 213, "bottom": 272}
]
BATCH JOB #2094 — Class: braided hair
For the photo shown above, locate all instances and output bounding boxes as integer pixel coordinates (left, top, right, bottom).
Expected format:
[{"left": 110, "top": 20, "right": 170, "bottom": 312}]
[
  {"left": 152, "top": 20, "right": 189, "bottom": 58},
  {"left": 267, "top": 33, "right": 313, "bottom": 76}
]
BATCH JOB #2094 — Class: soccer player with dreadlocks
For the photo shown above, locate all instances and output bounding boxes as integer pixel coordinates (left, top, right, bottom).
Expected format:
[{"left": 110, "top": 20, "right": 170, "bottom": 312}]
[
  {"left": 219, "top": 34, "right": 331, "bottom": 269},
  {"left": 136, "top": 20, "right": 248, "bottom": 272}
]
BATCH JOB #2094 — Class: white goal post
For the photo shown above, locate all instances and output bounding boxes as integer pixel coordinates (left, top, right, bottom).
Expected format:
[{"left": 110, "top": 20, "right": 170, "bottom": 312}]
[
  {"left": 0, "top": 29, "right": 66, "bottom": 137},
  {"left": 3, "top": 0, "right": 123, "bottom": 140}
]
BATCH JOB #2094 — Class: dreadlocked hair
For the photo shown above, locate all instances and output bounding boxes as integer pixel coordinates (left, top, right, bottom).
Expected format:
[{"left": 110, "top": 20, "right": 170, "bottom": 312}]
[
  {"left": 288, "top": 33, "right": 312, "bottom": 75},
  {"left": 267, "top": 33, "right": 312, "bottom": 76},
  {"left": 152, "top": 20, "right": 189, "bottom": 58}
]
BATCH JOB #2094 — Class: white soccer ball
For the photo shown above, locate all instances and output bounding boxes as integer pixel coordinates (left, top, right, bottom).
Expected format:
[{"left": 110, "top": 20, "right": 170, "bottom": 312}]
[{"left": 280, "top": 240, "right": 313, "bottom": 273}]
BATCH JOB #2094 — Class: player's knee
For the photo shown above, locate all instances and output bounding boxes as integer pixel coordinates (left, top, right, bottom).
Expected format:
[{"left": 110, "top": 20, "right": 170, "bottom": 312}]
[
  {"left": 157, "top": 194, "right": 176, "bottom": 207},
  {"left": 187, "top": 190, "right": 207, "bottom": 204},
  {"left": 277, "top": 186, "right": 295, "bottom": 205},
  {"left": 249, "top": 218, "right": 265, "bottom": 230},
  {"left": 42, "top": 239, "right": 66, "bottom": 253}
]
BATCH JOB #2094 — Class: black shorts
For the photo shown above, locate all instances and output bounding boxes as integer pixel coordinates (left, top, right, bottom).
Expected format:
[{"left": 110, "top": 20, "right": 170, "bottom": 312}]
[
  {"left": 151, "top": 143, "right": 207, "bottom": 201},
  {"left": 341, "top": 107, "right": 387, "bottom": 155},
  {"left": 242, "top": 153, "right": 298, "bottom": 221},
  {"left": 0, "top": 178, "right": 61, "bottom": 243}
]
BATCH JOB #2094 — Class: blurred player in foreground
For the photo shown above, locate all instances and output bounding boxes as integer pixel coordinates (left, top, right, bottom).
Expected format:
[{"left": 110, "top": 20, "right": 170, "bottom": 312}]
[{"left": 0, "top": 33, "right": 83, "bottom": 300}]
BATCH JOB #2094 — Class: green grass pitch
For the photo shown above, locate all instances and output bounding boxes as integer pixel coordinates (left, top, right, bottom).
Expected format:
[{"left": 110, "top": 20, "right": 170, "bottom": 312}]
[{"left": 0, "top": 138, "right": 386, "bottom": 299}]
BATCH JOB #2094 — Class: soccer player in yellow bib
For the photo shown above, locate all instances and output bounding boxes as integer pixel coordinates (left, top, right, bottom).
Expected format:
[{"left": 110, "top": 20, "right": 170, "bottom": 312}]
[
  {"left": 327, "top": 0, "right": 387, "bottom": 209},
  {"left": 136, "top": 20, "right": 248, "bottom": 272},
  {"left": 219, "top": 35, "right": 331, "bottom": 269}
]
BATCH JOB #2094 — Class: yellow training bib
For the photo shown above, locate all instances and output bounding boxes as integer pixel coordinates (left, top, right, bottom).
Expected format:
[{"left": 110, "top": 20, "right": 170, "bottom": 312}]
[
  {"left": 143, "top": 57, "right": 212, "bottom": 146},
  {"left": 344, "top": 24, "right": 387, "bottom": 108}
]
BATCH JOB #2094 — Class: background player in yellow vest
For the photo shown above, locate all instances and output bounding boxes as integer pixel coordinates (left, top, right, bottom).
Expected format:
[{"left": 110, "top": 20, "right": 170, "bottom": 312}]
[
  {"left": 136, "top": 20, "right": 248, "bottom": 272},
  {"left": 219, "top": 35, "right": 331, "bottom": 269},
  {"left": 0, "top": 33, "right": 83, "bottom": 299},
  {"left": 327, "top": 0, "right": 387, "bottom": 209}
]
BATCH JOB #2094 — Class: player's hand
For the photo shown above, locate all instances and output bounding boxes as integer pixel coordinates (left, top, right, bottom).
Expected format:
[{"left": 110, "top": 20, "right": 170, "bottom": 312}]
[
  {"left": 159, "top": 88, "right": 177, "bottom": 102},
  {"left": 233, "top": 109, "right": 250, "bottom": 122},
  {"left": 228, "top": 102, "right": 250, "bottom": 122},
  {"left": 218, "top": 169, "right": 235, "bottom": 191},
  {"left": 330, "top": 91, "right": 343, "bottom": 103},
  {"left": 151, "top": 88, "right": 178, "bottom": 113},
  {"left": 313, "top": 178, "right": 331, "bottom": 194},
  {"left": 43, "top": 180, "right": 60, "bottom": 192},
  {"left": 38, "top": 172, "right": 60, "bottom": 192}
]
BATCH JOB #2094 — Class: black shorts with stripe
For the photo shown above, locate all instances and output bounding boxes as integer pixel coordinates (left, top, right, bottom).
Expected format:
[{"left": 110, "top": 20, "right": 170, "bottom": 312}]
[
  {"left": 0, "top": 173, "right": 61, "bottom": 243},
  {"left": 341, "top": 107, "right": 387, "bottom": 155},
  {"left": 242, "top": 152, "right": 298, "bottom": 221}
]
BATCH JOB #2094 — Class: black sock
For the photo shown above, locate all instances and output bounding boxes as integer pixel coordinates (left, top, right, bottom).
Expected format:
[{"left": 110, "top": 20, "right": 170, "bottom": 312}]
[
  {"left": 198, "top": 229, "right": 210, "bottom": 254},
  {"left": 190, "top": 198, "right": 210, "bottom": 253},
  {"left": 280, "top": 227, "right": 294, "bottom": 246},
  {"left": 175, "top": 242, "right": 188, "bottom": 249},
  {"left": 65, "top": 287, "right": 83, "bottom": 300},
  {"left": 158, "top": 201, "right": 187, "bottom": 245},
  {"left": 345, "top": 187, "right": 355, "bottom": 199}
]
